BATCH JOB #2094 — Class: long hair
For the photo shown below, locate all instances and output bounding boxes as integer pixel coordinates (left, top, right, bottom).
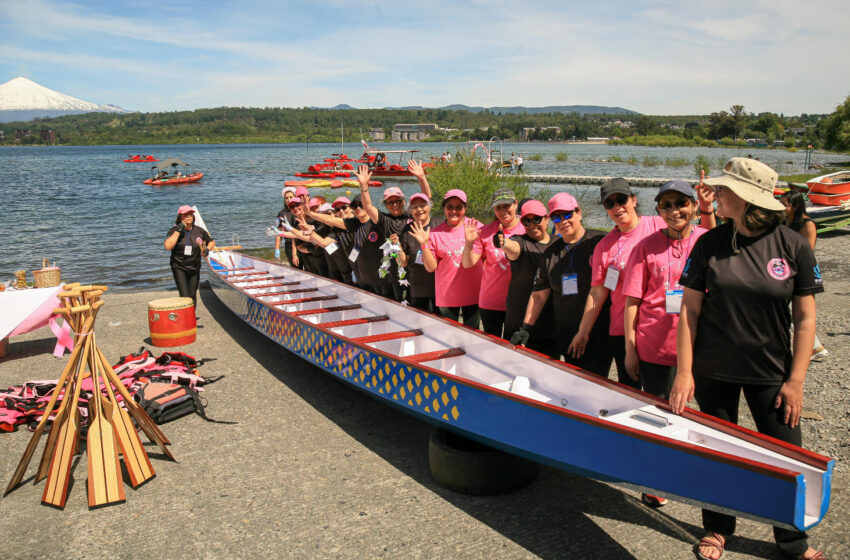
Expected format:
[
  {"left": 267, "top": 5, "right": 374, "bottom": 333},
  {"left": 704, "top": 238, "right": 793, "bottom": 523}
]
[
  {"left": 741, "top": 203, "right": 783, "bottom": 232},
  {"left": 780, "top": 191, "right": 809, "bottom": 232}
]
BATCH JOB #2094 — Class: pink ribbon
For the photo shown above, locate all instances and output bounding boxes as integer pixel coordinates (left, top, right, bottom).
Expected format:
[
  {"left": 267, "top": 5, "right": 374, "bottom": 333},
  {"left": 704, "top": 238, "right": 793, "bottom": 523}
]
[{"left": 48, "top": 314, "right": 74, "bottom": 358}]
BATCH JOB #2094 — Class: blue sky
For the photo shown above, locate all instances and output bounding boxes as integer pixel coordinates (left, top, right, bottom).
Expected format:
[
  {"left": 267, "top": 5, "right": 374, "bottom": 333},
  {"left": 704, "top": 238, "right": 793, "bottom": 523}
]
[{"left": 1, "top": 0, "right": 848, "bottom": 115}]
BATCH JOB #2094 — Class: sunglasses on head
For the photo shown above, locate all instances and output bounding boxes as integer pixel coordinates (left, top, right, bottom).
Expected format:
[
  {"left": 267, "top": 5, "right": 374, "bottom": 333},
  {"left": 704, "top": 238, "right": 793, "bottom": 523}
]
[
  {"left": 602, "top": 194, "right": 630, "bottom": 210},
  {"left": 521, "top": 215, "right": 545, "bottom": 226},
  {"left": 550, "top": 211, "right": 575, "bottom": 223},
  {"left": 658, "top": 198, "right": 692, "bottom": 212}
]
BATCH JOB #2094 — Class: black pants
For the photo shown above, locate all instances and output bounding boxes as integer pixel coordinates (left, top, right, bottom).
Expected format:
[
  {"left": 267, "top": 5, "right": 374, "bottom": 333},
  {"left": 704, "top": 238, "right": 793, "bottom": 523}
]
[
  {"left": 560, "top": 331, "right": 612, "bottom": 378},
  {"left": 694, "top": 376, "right": 808, "bottom": 557},
  {"left": 526, "top": 336, "right": 558, "bottom": 359},
  {"left": 639, "top": 360, "right": 675, "bottom": 399},
  {"left": 171, "top": 267, "right": 200, "bottom": 309},
  {"left": 479, "top": 308, "right": 506, "bottom": 337},
  {"left": 439, "top": 305, "right": 480, "bottom": 328},
  {"left": 609, "top": 335, "right": 641, "bottom": 389},
  {"left": 409, "top": 296, "right": 435, "bottom": 314}
]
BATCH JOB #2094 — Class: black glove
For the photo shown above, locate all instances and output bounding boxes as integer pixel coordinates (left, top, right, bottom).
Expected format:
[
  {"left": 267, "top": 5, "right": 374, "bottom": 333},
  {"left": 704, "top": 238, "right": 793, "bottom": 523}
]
[
  {"left": 509, "top": 324, "right": 532, "bottom": 346},
  {"left": 493, "top": 232, "right": 504, "bottom": 248},
  {"left": 176, "top": 222, "right": 186, "bottom": 232}
]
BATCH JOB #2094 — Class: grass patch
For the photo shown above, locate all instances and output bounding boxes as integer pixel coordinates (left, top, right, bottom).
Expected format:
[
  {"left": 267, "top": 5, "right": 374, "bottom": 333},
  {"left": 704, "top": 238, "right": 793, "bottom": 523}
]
[
  {"left": 664, "top": 157, "right": 689, "bottom": 167},
  {"left": 642, "top": 155, "right": 661, "bottom": 166},
  {"left": 528, "top": 153, "right": 543, "bottom": 161},
  {"left": 779, "top": 169, "right": 839, "bottom": 183},
  {"left": 555, "top": 152, "right": 569, "bottom": 162}
]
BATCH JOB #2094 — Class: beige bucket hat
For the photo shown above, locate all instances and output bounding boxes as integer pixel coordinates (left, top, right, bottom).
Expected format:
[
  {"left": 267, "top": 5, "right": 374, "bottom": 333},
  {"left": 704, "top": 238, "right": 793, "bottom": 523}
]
[{"left": 703, "top": 157, "right": 783, "bottom": 211}]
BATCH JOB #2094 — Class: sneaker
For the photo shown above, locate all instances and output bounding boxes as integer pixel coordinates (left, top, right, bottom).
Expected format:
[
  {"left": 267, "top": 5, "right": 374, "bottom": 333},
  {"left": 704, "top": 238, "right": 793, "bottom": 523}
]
[
  {"left": 812, "top": 346, "right": 829, "bottom": 362},
  {"left": 641, "top": 493, "right": 668, "bottom": 508}
]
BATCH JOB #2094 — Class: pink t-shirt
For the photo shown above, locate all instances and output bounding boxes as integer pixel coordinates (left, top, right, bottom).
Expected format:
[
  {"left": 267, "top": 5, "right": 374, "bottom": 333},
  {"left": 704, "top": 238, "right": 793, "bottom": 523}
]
[
  {"left": 622, "top": 226, "right": 708, "bottom": 366},
  {"left": 428, "top": 218, "right": 484, "bottom": 307},
  {"left": 591, "top": 215, "right": 666, "bottom": 336},
  {"left": 472, "top": 220, "right": 526, "bottom": 311}
]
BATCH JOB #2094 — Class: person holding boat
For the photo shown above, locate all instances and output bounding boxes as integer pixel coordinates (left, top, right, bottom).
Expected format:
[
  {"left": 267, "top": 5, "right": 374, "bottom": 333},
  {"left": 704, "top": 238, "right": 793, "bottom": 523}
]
[
  {"left": 398, "top": 193, "right": 442, "bottom": 312},
  {"left": 511, "top": 193, "right": 609, "bottom": 371},
  {"left": 356, "top": 161, "right": 432, "bottom": 302},
  {"left": 461, "top": 189, "right": 525, "bottom": 337},
  {"left": 670, "top": 158, "right": 824, "bottom": 560},
  {"left": 501, "top": 199, "right": 557, "bottom": 357},
  {"left": 781, "top": 190, "right": 828, "bottom": 361},
  {"left": 163, "top": 205, "right": 215, "bottom": 309},
  {"left": 409, "top": 189, "right": 483, "bottom": 327}
]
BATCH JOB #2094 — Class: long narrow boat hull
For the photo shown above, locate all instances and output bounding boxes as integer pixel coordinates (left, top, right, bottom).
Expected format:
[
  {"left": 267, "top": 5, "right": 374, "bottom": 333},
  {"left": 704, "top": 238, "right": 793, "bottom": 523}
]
[
  {"left": 206, "top": 250, "right": 833, "bottom": 532},
  {"left": 143, "top": 172, "right": 204, "bottom": 186}
]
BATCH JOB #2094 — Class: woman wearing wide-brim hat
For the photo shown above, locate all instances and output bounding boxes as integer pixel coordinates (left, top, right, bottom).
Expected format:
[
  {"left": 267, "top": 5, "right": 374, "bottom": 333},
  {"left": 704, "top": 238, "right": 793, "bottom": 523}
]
[
  {"left": 670, "top": 158, "right": 824, "bottom": 560},
  {"left": 163, "top": 205, "right": 215, "bottom": 308}
]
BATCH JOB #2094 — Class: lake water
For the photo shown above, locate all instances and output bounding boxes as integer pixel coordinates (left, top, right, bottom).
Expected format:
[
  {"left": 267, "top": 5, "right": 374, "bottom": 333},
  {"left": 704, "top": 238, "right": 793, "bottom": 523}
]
[{"left": 2, "top": 142, "right": 845, "bottom": 291}]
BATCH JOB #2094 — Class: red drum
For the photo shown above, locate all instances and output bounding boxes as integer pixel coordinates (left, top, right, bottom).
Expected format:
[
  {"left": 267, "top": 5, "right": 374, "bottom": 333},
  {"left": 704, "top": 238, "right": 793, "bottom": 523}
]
[{"left": 148, "top": 297, "right": 196, "bottom": 347}]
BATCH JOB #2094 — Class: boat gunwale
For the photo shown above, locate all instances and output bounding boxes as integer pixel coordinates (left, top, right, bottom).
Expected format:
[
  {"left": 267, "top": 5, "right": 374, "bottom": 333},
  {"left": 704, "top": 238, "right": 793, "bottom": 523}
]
[{"left": 207, "top": 251, "right": 833, "bottom": 481}]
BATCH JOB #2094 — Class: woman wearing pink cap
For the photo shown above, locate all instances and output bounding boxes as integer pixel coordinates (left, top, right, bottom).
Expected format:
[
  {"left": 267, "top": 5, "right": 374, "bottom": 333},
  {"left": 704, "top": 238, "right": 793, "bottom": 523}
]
[
  {"left": 356, "top": 161, "right": 432, "bottom": 302},
  {"left": 163, "top": 205, "right": 215, "bottom": 308},
  {"left": 513, "top": 193, "right": 609, "bottom": 372},
  {"left": 274, "top": 186, "right": 297, "bottom": 263},
  {"left": 501, "top": 199, "right": 557, "bottom": 355},
  {"left": 461, "top": 188, "right": 525, "bottom": 336},
  {"left": 410, "top": 189, "right": 483, "bottom": 326},
  {"left": 398, "top": 192, "right": 442, "bottom": 312}
]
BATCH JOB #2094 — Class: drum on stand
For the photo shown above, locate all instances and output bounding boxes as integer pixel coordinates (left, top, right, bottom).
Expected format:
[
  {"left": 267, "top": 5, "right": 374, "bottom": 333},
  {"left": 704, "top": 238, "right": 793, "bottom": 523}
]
[{"left": 148, "top": 297, "right": 196, "bottom": 347}]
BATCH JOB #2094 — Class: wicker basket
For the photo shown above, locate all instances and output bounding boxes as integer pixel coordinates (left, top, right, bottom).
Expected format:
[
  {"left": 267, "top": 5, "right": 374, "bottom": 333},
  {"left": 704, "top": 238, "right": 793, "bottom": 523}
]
[{"left": 33, "top": 259, "right": 61, "bottom": 288}]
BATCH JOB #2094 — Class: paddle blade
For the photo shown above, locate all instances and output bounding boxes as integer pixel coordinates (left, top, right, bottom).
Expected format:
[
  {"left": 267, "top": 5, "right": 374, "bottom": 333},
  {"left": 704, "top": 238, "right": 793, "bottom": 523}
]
[
  {"left": 86, "top": 396, "right": 125, "bottom": 508},
  {"left": 41, "top": 406, "right": 79, "bottom": 509},
  {"left": 105, "top": 395, "right": 154, "bottom": 488}
]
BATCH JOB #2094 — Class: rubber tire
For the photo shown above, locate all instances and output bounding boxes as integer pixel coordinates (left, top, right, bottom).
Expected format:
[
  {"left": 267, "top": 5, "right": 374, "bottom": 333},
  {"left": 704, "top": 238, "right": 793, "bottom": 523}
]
[{"left": 428, "top": 429, "right": 540, "bottom": 496}]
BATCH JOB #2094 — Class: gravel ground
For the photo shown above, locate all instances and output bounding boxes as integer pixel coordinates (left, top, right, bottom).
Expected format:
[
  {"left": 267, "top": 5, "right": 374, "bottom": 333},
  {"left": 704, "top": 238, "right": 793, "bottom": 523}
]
[{"left": 0, "top": 230, "right": 846, "bottom": 559}]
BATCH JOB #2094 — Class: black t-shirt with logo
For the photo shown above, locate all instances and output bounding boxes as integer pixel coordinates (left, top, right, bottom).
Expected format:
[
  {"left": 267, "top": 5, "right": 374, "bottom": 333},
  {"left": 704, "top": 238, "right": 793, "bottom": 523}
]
[
  {"left": 400, "top": 217, "right": 444, "bottom": 299},
  {"left": 167, "top": 225, "right": 213, "bottom": 271},
  {"left": 680, "top": 223, "right": 823, "bottom": 385},
  {"left": 505, "top": 234, "right": 556, "bottom": 340},
  {"left": 345, "top": 217, "right": 383, "bottom": 288},
  {"left": 375, "top": 211, "right": 412, "bottom": 281},
  {"left": 533, "top": 229, "right": 608, "bottom": 342}
]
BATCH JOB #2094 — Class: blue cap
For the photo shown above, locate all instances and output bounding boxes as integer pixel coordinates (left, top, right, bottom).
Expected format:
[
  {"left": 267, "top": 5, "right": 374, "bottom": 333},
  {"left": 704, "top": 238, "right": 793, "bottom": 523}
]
[{"left": 655, "top": 180, "right": 695, "bottom": 202}]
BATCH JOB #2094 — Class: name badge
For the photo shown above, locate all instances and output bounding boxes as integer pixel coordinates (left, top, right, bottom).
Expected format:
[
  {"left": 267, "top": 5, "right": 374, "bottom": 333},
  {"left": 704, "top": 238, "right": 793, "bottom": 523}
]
[
  {"left": 325, "top": 241, "right": 339, "bottom": 255},
  {"left": 415, "top": 250, "right": 424, "bottom": 265},
  {"left": 183, "top": 244, "right": 193, "bottom": 256},
  {"left": 665, "top": 289, "right": 683, "bottom": 314},
  {"left": 603, "top": 266, "right": 620, "bottom": 291},
  {"left": 561, "top": 273, "right": 578, "bottom": 295},
  {"left": 348, "top": 247, "right": 360, "bottom": 263}
]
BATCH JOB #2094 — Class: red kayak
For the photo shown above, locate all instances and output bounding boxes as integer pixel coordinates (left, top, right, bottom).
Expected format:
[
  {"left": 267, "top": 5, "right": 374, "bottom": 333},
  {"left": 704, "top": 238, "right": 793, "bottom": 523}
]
[
  {"left": 124, "top": 155, "right": 159, "bottom": 162},
  {"left": 144, "top": 172, "right": 204, "bottom": 186}
]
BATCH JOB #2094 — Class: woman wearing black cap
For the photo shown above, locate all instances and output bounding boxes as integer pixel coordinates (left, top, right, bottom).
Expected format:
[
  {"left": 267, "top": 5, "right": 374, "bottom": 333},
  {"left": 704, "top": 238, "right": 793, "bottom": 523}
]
[
  {"left": 670, "top": 158, "right": 823, "bottom": 560},
  {"left": 163, "top": 205, "right": 215, "bottom": 308}
]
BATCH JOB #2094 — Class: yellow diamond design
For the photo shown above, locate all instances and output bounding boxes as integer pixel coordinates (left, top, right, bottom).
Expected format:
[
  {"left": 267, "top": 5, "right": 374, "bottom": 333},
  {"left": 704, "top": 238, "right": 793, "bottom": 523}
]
[
  {"left": 441, "top": 393, "right": 449, "bottom": 406},
  {"left": 385, "top": 381, "right": 391, "bottom": 392},
  {"left": 407, "top": 380, "right": 413, "bottom": 391},
  {"left": 392, "top": 374, "right": 398, "bottom": 386},
  {"left": 451, "top": 386, "right": 459, "bottom": 399},
  {"left": 442, "top": 413, "right": 448, "bottom": 420},
  {"left": 415, "top": 393, "right": 422, "bottom": 405},
  {"left": 451, "top": 406, "right": 459, "bottom": 420},
  {"left": 415, "top": 374, "right": 421, "bottom": 386},
  {"left": 400, "top": 387, "right": 406, "bottom": 398},
  {"left": 423, "top": 386, "right": 430, "bottom": 398},
  {"left": 399, "top": 370, "right": 406, "bottom": 380},
  {"left": 432, "top": 380, "right": 439, "bottom": 392},
  {"left": 432, "top": 399, "right": 439, "bottom": 412}
]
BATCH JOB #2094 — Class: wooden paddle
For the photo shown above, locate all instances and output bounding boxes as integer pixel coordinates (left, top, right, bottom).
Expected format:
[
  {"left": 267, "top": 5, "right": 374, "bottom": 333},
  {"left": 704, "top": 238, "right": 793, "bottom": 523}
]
[
  {"left": 93, "top": 345, "right": 174, "bottom": 459},
  {"left": 41, "top": 335, "right": 91, "bottom": 508},
  {"left": 92, "top": 332, "right": 154, "bottom": 488},
  {"left": 3, "top": 311, "right": 93, "bottom": 495},
  {"left": 85, "top": 335, "right": 125, "bottom": 507}
]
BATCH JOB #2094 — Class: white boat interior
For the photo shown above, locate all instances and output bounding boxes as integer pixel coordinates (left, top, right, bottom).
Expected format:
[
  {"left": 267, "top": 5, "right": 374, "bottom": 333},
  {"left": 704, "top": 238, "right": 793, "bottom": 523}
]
[{"left": 213, "top": 250, "right": 829, "bottom": 524}]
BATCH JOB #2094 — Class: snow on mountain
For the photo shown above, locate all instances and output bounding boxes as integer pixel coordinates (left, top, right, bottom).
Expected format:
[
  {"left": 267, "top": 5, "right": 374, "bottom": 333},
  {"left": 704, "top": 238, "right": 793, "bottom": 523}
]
[{"left": 0, "top": 77, "right": 129, "bottom": 122}]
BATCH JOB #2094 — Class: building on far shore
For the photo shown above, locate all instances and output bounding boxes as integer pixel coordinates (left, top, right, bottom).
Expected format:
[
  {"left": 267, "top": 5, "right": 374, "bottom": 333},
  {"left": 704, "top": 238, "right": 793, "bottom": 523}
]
[
  {"left": 392, "top": 123, "right": 438, "bottom": 141},
  {"left": 40, "top": 129, "right": 55, "bottom": 144},
  {"left": 369, "top": 128, "right": 386, "bottom": 142}
]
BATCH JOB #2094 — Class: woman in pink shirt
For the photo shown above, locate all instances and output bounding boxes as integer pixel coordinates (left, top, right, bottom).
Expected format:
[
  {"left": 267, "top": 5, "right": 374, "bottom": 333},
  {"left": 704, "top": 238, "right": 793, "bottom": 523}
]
[
  {"left": 461, "top": 188, "right": 525, "bottom": 337},
  {"left": 623, "top": 180, "right": 708, "bottom": 398},
  {"left": 409, "top": 189, "right": 483, "bottom": 327}
]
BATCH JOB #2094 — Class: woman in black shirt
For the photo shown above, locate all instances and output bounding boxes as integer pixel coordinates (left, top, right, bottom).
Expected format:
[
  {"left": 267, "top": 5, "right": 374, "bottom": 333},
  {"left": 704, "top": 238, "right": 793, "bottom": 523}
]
[
  {"left": 671, "top": 158, "right": 823, "bottom": 560},
  {"left": 163, "top": 205, "right": 215, "bottom": 308}
]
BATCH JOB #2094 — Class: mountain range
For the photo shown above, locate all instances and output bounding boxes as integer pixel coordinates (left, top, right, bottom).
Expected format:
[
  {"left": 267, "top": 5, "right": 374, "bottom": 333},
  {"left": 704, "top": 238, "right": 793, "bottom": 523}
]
[{"left": 0, "top": 77, "right": 128, "bottom": 123}]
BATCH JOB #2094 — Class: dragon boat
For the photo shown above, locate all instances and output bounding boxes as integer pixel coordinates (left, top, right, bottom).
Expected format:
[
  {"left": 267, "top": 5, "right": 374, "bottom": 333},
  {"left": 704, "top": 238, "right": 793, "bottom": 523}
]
[{"left": 205, "top": 249, "right": 833, "bottom": 532}]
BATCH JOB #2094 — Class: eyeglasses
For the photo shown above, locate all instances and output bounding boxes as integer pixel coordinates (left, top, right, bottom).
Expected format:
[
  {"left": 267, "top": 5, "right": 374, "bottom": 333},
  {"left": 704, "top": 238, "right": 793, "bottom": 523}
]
[
  {"left": 350, "top": 204, "right": 363, "bottom": 210},
  {"left": 521, "top": 216, "right": 545, "bottom": 226},
  {"left": 550, "top": 211, "right": 576, "bottom": 223},
  {"left": 602, "top": 194, "right": 630, "bottom": 210},
  {"left": 658, "top": 199, "right": 692, "bottom": 212},
  {"left": 385, "top": 199, "right": 404, "bottom": 206}
]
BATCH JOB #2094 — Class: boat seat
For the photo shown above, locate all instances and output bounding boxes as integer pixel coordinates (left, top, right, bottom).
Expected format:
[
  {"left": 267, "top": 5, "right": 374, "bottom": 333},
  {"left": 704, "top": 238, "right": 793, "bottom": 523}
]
[
  {"left": 275, "top": 295, "right": 338, "bottom": 305},
  {"left": 228, "top": 275, "right": 287, "bottom": 283},
  {"left": 405, "top": 348, "right": 465, "bottom": 364},
  {"left": 225, "top": 271, "right": 270, "bottom": 278},
  {"left": 239, "top": 281, "right": 301, "bottom": 290},
  {"left": 352, "top": 329, "right": 423, "bottom": 344},
  {"left": 262, "top": 288, "right": 320, "bottom": 302},
  {"left": 219, "top": 266, "right": 254, "bottom": 272},
  {"left": 319, "top": 315, "right": 389, "bottom": 328},
  {"left": 289, "top": 304, "right": 361, "bottom": 317}
]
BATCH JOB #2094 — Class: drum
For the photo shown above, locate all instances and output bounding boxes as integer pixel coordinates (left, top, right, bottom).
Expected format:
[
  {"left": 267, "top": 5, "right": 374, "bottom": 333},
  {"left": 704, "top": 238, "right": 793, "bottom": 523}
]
[{"left": 148, "top": 297, "right": 196, "bottom": 347}]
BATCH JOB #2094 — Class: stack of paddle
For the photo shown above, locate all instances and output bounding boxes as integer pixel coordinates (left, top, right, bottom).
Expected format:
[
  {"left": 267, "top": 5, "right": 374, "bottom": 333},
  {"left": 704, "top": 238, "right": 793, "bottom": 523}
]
[{"left": 4, "top": 284, "right": 174, "bottom": 509}]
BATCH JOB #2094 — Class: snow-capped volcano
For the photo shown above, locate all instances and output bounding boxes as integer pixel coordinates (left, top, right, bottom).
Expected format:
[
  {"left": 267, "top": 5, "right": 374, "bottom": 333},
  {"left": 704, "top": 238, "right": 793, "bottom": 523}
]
[{"left": 0, "top": 77, "right": 129, "bottom": 122}]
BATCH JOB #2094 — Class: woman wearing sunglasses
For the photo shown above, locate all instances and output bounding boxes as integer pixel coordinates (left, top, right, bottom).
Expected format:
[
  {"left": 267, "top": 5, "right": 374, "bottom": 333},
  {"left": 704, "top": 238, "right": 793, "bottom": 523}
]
[
  {"left": 398, "top": 193, "right": 443, "bottom": 312},
  {"left": 501, "top": 199, "right": 557, "bottom": 356},
  {"left": 461, "top": 188, "right": 525, "bottom": 337},
  {"left": 410, "top": 189, "right": 483, "bottom": 327},
  {"left": 512, "top": 193, "right": 610, "bottom": 372},
  {"left": 670, "top": 158, "right": 823, "bottom": 560}
]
